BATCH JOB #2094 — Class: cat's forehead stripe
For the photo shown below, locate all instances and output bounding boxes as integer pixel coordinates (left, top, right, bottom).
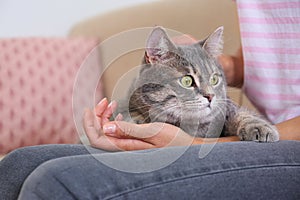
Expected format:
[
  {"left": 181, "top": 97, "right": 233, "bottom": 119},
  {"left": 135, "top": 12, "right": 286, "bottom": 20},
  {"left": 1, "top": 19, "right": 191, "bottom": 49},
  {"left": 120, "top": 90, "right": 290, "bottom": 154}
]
[
  {"left": 189, "top": 67, "right": 201, "bottom": 87},
  {"left": 206, "top": 61, "right": 215, "bottom": 74}
]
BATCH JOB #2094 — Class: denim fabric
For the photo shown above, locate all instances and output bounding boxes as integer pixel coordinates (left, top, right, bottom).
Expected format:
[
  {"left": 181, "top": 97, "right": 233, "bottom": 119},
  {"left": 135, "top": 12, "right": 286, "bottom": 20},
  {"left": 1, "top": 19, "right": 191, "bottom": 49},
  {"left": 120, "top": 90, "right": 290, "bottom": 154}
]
[
  {"left": 1, "top": 141, "right": 299, "bottom": 200},
  {"left": 0, "top": 144, "right": 99, "bottom": 200}
]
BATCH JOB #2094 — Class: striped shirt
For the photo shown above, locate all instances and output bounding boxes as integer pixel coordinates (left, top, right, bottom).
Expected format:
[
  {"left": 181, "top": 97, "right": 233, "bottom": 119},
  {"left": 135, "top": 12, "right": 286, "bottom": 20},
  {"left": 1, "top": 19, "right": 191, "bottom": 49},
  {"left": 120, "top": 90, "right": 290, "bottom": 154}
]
[{"left": 236, "top": 0, "right": 300, "bottom": 124}]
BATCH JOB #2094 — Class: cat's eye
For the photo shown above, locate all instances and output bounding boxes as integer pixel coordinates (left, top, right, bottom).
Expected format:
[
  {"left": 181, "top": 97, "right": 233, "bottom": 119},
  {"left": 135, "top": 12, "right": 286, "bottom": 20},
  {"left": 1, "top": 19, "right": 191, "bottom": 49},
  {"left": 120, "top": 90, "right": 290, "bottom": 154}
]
[
  {"left": 180, "top": 75, "right": 194, "bottom": 88},
  {"left": 210, "top": 73, "right": 219, "bottom": 86}
]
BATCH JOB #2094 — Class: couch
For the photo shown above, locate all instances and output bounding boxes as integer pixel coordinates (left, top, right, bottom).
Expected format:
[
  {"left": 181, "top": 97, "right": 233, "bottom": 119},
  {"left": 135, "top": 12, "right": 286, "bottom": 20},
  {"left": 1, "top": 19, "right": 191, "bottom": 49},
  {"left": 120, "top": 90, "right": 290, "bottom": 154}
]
[
  {"left": 1, "top": 0, "right": 299, "bottom": 198},
  {"left": 0, "top": 37, "right": 101, "bottom": 155},
  {"left": 69, "top": 0, "right": 245, "bottom": 104},
  {"left": 0, "top": 0, "right": 247, "bottom": 156}
]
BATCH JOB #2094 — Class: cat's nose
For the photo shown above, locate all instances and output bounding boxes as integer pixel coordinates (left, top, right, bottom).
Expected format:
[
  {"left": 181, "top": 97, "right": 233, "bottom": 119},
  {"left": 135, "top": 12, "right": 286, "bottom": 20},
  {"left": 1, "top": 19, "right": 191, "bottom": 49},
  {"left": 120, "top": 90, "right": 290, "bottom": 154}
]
[{"left": 204, "top": 94, "right": 214, "bottom": 103}]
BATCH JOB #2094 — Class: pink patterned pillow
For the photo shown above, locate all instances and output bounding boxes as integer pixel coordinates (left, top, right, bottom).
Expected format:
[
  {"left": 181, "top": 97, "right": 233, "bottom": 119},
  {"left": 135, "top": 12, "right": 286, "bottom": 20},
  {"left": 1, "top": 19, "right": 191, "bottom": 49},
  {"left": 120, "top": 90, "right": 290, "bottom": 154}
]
[{"left": 0, "top": 38, "right": 102, "bottom": 153}]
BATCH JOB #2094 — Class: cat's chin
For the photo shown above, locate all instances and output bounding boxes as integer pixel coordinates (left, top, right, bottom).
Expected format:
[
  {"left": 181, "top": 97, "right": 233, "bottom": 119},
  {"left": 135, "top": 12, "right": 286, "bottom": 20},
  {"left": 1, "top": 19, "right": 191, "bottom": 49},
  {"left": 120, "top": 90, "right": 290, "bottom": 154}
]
[
  {"left": 198, "top": 105, "right": 211, "bottom": 112},
  {"left": 185, "top": 105, "right": 212, "bottom": 116},
  {"left": 178, "top": 107, "right": 212, "bottom": 125}
]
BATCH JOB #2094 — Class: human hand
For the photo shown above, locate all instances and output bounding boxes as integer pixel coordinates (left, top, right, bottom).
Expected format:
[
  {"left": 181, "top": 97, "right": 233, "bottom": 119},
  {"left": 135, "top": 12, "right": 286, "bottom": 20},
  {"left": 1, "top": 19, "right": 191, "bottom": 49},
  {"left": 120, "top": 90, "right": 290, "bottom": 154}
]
[
  {"left": 218, "top": 49, "right": 244, "bottom": 88},
  {"left": 101, "top": 121, "right": 196, "bottom": 151},
  {"left": 218, "top": 54, "right": 236, "bottom": 87},
  {"left": 83, "top": 98, "right": 198, "bottom": 151},
  {"left": 83, "top": 98, "right": 123, "bottom": 151}
]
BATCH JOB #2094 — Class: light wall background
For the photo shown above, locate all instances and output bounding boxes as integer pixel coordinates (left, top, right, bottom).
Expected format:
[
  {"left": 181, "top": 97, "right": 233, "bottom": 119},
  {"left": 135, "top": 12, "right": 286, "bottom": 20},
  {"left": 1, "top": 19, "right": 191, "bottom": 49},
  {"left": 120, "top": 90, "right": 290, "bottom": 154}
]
[{"left": 0, "top": 0, "right": 156, "bottom": 37}]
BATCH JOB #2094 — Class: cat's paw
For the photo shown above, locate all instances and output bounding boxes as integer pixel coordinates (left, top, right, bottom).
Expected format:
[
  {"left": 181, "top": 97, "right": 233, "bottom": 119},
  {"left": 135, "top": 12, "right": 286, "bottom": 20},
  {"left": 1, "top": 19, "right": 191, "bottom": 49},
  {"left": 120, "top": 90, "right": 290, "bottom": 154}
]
[{"left": 238, "top": 120, "right": 279, "bottom": 142}]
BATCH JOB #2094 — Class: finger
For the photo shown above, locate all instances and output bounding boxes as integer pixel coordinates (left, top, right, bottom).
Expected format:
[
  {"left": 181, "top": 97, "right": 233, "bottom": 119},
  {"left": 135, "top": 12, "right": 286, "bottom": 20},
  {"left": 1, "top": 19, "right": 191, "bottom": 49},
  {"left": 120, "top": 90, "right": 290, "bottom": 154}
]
[
  {"left": 89, "top": 135, "right": 124, "bottom": 152},
  {"left": 83, "top": 109, "right": 101, "bottom": 142},
  {"left": 102, "top": 100, "right": 118, "bottom": 125},
  {"left": 106, "top": 136, "right": 154, "bottom": 151},
  {"left": 103, "top": 122, "right": 134, "bottom": 139},
  {"left": 115, "top": 113, "right": 123, "bottom": 121},
  {"left": 94, "top": 111, "right": 101, "bottom": 132},
  {"left": 95, "top": 98, "right": 109, "bottom": 127},
  {"left": 87, "top": 134, "right": 154, "bottom": 152},
  {"left": 95, "top": 98, "right": 108, "bottom": 117},
  {"left": 103, "top": 121, "right": 164, "bottom": 139},
  {"left": 84, "top": 109, "right": 122, "bottom": 151}
]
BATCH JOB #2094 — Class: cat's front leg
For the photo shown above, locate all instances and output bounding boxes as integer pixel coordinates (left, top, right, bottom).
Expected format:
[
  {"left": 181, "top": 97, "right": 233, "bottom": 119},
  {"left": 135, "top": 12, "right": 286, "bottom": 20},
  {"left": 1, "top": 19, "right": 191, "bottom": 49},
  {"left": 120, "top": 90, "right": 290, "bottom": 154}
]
[{"left": 234, "top": 110, "right": 279, "bottom": 142}]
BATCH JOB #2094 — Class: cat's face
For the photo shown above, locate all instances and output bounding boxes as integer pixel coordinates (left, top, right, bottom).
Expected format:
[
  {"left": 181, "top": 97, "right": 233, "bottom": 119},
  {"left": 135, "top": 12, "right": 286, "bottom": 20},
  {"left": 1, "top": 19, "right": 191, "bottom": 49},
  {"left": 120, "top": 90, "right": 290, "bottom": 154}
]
[{"left": 128, "top": 27, "right": 227, "bottom": 135}]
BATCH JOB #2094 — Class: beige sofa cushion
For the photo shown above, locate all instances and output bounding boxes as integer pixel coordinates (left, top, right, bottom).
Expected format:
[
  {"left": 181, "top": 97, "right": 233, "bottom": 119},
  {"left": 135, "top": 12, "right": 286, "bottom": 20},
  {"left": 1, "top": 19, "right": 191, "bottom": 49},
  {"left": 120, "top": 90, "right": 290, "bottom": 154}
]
[{"left": 69, "top": 0, "right": 255, "bottom": 108}]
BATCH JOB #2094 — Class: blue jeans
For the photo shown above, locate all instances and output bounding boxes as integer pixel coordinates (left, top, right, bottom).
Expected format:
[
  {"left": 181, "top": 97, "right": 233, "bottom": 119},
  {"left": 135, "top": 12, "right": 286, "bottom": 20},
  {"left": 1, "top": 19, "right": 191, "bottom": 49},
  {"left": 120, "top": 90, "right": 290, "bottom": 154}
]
[{"left": 0, "top": 141, "right": 299, "bottom": 200}]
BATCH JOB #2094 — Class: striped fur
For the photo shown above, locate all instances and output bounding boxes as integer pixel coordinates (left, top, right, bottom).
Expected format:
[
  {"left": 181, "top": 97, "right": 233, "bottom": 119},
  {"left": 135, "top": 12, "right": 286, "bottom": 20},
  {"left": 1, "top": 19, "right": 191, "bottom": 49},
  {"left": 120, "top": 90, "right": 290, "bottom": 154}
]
[{"left": 119, "top": 27, "right": 279, "bottom": 142}]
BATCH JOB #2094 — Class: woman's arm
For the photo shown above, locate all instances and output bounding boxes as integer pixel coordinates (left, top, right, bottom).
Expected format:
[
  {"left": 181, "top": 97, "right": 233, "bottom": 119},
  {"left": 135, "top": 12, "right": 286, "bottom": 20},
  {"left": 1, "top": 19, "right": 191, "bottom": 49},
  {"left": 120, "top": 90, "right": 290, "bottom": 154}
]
[
  {"left": 276, "top": 116, "right": 300, "bottom": 141},
  {"left": 218, "top": 47, "right": 244, "bottom": 88},
  {"left": 83, "top": 99, "right": 240, "bottom": 151},
  {"left": 193, "top": 116, "right": 300, "bottom": 144},
  {"left": 83, "top": 99, "right": 299, "bottom": 151},
  {"left": 192, "top": 136, "right": 240, "bottom": 145}
]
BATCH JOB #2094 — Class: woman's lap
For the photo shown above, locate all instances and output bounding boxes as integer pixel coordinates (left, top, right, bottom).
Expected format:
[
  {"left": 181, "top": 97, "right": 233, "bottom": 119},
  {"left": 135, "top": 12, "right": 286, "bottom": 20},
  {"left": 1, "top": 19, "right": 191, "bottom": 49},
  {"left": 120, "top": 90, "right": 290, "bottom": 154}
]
[
  {"left": 0, "top": 144, "right": 105, "bottom": 200},
  {"left": 11, "top": 141, "right": 300, "bottom": 200}
]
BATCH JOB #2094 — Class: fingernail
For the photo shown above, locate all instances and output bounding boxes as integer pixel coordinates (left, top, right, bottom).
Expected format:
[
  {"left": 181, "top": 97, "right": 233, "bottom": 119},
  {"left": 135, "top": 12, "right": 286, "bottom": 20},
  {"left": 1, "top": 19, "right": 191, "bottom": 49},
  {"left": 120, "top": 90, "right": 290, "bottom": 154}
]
[
  {"left": 103, "top": 124, "right": 116, "bottom": 134},
  {"left": 107, "top": 101, "right": 118, "bottom": 114},
  {"left": 108, "top": 100, "right": 117, "bottom": 108},
  {"left": 98, "top": 98, "right": 107, "bottom": 105},
  {"left": 108, "top": 101, "right": 114, "bottom": 108},
  {"left": 115, "top": 113, "right": 123, "bottom": 121}
]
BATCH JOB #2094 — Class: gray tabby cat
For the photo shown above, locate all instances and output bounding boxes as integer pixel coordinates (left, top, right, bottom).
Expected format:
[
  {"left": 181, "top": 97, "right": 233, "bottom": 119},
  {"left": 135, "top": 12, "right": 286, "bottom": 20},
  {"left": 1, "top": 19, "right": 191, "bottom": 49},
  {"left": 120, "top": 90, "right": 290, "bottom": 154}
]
[{"left": 118, "top": 26, "right": 279, "bottom": 142}]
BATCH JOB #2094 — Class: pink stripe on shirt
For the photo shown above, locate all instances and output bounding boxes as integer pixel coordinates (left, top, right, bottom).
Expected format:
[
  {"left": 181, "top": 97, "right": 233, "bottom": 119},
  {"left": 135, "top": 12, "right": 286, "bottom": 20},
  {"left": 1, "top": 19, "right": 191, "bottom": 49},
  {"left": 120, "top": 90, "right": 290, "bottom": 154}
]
[
  {"left": 241, "top": 32, "right": 300, "bottom": 39},
  {"left": 238, "top": 2, "right": 300, "bottom": 9},
  {"left": 245, "top": 87, "right": 300, "bottom": 102},
  {"left": 237, "top": 0, "right": 300, "bottom": 123},
  {"left": 246, "top": 61, "right": 300, "bottom": 70},
  {"left": 243, "top": 46, "right": 300, "bottom": 55},
  {"left": 246, "top": 75, "right": 300, "bottom": 85},
  {"left": 239, "top": 17, "right": 300, "bottom": 24}
]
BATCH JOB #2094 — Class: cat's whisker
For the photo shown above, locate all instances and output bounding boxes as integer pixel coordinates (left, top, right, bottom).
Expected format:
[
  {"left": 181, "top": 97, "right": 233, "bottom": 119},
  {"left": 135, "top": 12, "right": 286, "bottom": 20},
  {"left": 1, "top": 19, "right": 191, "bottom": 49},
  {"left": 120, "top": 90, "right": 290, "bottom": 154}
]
[
  {"left": 128, "top": 104, "right": 151, "bottom": 111},
  {"left": 148, "top": 103, "right": 180, "bottom": 117},
  {"left": 115, "top": 26, "right": 279, "bottom": 142},
  {"left": 214, "top": 98, "right": 230, "bottom": 101},
  {"left": 214, "top": 98, "right": 231, "bottom": 102},
  {"left": 214, "top": 101, "right": 231, "bottom": 105},
  {"left": 211, "top": 104, "right": 228, "bottom": 118}
]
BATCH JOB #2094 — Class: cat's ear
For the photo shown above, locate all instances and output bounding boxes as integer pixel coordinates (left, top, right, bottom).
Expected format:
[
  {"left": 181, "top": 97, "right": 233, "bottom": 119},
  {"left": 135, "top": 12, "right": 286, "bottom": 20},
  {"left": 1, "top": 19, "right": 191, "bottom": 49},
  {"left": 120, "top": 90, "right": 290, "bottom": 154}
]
[
  {"left": 201, "top": 26, "right": 224, "bottom": 58},
  {"left": 145, "top": 27, "right": 176, "bottom": 63}
]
